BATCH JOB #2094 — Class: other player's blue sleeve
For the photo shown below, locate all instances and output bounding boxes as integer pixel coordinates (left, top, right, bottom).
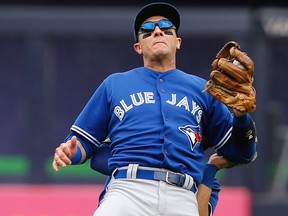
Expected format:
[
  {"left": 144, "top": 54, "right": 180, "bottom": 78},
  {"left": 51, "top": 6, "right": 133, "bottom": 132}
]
[
  {"left": 90, "top": 143, "right": 111, "bottom": 175},
  {"left": 200, "top": 164, "right": 220, "bottom": 215},
  {"left": 208, "top": 178, "right": 221, "bottom": 215},
  {"left": 89, "top": 142, "right": 112, "bottom": 204}
]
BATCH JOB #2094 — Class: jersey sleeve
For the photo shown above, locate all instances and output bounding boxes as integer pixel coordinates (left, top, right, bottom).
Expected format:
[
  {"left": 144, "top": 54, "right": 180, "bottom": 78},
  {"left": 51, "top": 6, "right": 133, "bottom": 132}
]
[
  {"left": 218, "top": 114, "right": 257, "bottom": 163},
  {"left": 203, "top": 99, "right": 233, "bottom": 151},
  {"left": 203, "top": 98, "right": 257, "bottom": 164},
  {"left": 208, "top": 178, "right": 221, "bottom": 215},
  {"left": 70, "top": 80, "right": 111, "bottom": 147}
]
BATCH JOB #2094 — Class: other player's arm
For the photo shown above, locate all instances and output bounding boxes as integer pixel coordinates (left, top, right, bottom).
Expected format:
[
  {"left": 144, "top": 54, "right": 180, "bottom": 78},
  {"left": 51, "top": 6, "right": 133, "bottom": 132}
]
[
  {"left": 197, "top": 153, "right": 235, "bottom": 216},
  {"left": 198, "top": 180, "right": 220, "bottom": 216},
  {"left": 197, "top": 184, "right": 213, "bottom": 216}
]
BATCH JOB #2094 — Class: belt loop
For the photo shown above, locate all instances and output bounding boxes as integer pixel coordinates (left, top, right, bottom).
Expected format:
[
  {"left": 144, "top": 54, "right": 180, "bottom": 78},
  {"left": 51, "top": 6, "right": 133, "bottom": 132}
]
[
  {"left": 111, "top": 168, "right": 119, "bottom": 179},
  {"left": 126, "top": 164, "right": 139, "bottom": 179},
  {"left": 182, "top": 174, "right": 193, "bottom": 190}
]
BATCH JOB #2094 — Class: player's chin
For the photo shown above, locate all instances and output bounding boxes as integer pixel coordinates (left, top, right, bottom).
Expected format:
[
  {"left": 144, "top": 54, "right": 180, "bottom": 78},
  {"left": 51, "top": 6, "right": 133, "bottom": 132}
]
[{"left": 151, "top": 50, "right": 171, "bottom": 59}]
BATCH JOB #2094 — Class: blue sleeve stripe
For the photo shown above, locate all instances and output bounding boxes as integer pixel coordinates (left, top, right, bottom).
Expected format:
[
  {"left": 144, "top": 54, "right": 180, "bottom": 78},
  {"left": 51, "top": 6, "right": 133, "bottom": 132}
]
[
  {"left": 71, "top": 125, "right": 101, "bottom": 147},
  {"left": 214, "top": 126, "right": 232, "bottom": 150}
]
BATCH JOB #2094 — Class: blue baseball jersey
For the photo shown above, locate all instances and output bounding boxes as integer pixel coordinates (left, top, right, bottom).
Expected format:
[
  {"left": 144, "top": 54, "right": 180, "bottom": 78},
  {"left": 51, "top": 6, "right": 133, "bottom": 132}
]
[{"left": 69, "top": 67, "right": 255, "bottom": 185}]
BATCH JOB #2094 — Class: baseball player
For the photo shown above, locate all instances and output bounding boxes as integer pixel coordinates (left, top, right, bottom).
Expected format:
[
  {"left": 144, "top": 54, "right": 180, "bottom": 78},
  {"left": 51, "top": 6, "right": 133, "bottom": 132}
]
[{"left": 52, "top": 2, "right": 257, "bottom": 216}]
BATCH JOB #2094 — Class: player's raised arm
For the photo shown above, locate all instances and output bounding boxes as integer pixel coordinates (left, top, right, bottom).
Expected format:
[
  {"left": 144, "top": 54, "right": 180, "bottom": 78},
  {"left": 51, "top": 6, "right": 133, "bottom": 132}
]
[{"left": 204, "top": 41, "right": 257, "bottom": 164}]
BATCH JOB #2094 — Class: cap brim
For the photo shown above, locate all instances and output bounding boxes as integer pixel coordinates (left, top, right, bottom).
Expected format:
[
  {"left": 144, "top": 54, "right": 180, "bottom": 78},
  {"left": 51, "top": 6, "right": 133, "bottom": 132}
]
[{"left": 134, "top": 2, "right": 180, "bottom": 42}]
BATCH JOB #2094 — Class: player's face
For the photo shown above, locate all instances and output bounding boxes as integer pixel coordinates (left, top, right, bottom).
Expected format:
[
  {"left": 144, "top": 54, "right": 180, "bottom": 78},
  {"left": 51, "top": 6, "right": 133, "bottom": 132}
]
[{"left": 134, "top": 16, "right": 181, "bottom": 62}]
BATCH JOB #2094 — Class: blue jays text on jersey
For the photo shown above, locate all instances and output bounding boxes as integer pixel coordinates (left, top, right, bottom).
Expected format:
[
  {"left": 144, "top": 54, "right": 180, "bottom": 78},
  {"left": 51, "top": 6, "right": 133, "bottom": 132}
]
[
  {"left": 114, "top": 92, "right": 203, "bottom": 122},
  {"left": 68, "top": 67, "right": 256, "bottom": 185}
]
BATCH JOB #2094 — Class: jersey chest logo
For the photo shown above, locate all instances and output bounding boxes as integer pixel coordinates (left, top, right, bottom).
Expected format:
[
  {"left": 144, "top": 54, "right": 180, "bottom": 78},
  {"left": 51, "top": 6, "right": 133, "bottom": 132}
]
[{"left": 179, "top": 125, "right": 201, "bottom": 151}]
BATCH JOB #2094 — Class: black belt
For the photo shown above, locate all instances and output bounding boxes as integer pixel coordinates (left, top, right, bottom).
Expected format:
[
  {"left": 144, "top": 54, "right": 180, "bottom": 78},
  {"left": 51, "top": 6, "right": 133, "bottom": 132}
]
[{"left": 114, "top": 168, "right": 196, "bottom": 193}]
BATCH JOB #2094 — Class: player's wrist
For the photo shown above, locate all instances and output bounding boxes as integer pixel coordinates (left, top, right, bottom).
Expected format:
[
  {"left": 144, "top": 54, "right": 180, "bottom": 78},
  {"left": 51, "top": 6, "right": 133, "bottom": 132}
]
[
  {"left": 233, "top": 109, "right": 246, "bottom": 117},
  {"left": 70, "top": 145, "right": 83, "bottom": 164},
  {"left": 233, "top": 109, "right": 247, "bottom": 118},
  {"left": 201, "top": 164, "right": 219, "bottom": 188},
  {"left": 233, "top": 112, "right": 250, "bottom": 128}
]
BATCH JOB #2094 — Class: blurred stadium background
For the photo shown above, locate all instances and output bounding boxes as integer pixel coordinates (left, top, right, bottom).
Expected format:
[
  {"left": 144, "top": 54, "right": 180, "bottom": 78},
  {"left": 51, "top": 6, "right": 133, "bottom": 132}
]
[{"left": 0, "top": 1, "right": 287, "bottom": 215}]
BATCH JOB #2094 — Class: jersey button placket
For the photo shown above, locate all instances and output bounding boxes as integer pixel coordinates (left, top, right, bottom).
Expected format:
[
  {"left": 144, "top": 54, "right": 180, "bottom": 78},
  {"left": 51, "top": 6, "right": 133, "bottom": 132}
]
[
  {"left": 159, "top": 77, "right": 165, "bottom": 93},
  {"left": 159, "top": 77, "right": 167, "bottom": 121},
  {"left": 158, "top": 75, "right": 168, "bottom": 144}
]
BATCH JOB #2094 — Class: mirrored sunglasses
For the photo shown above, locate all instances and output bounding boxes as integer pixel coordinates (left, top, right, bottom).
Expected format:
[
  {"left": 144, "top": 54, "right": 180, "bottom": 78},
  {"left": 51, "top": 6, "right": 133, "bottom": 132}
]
[{"left": 139, "top": 19, "right": 176, "bottom": 34}]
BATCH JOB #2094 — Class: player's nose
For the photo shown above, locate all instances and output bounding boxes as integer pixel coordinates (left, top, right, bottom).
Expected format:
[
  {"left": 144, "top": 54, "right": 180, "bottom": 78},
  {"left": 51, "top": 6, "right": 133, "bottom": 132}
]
[{"left": 153, "top": 26, "right": 164, "bottom": 36}]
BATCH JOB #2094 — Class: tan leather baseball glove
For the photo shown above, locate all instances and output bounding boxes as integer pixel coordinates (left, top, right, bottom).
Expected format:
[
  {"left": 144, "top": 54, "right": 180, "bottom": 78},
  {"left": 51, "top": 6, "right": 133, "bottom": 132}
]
[{"left": 204, "top": 41, "right": 256, "bottom": 113}]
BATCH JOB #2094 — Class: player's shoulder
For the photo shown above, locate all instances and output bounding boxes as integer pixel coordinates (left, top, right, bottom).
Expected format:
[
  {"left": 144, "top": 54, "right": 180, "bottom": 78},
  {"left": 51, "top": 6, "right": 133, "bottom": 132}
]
[
  {"left": 171, "top": 69, "right": 207, "bottom": 90},
  {"left": 104, "top": 67, "right": 143, "bottom": 81},
  {"left": 175, "top": 69, "right": 207, "bottom": 82}
]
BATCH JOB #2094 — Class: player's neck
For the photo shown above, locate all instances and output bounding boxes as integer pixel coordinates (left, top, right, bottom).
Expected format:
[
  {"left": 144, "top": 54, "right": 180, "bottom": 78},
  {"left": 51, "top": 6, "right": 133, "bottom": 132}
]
[{"left": 143, "top": 59, "right": 176, "bottom": 73}]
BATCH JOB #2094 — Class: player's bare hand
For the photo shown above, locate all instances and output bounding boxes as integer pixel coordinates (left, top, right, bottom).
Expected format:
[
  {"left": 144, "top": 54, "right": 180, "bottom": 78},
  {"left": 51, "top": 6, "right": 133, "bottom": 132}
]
[
  {"left": 208, "top": 153, "right": 238, "bottom": 169},
  {"left": 52, "top": 136, "right": 78, "bottom": 172}
]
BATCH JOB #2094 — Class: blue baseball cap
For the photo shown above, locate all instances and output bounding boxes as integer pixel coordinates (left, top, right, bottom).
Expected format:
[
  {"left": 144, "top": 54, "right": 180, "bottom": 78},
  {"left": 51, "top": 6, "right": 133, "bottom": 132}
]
[{"left": 133, "top": 2, "right": 180, "bottom": 42}]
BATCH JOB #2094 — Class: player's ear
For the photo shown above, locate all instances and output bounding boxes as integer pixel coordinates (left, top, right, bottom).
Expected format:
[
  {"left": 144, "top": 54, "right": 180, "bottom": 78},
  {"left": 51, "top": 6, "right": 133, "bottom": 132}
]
[
  {"left": 176, "top": 37, "right": 182, "bottom": 50},
  {"left": 134, "top": 43, "right": 142, "bottom": 55}
]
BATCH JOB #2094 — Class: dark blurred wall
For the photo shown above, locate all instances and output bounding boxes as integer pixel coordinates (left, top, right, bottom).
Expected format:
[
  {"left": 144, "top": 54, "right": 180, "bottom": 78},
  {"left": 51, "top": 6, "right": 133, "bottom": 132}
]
[{"left": 0, "top": 0, "right": 286, "bottom": 7}]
